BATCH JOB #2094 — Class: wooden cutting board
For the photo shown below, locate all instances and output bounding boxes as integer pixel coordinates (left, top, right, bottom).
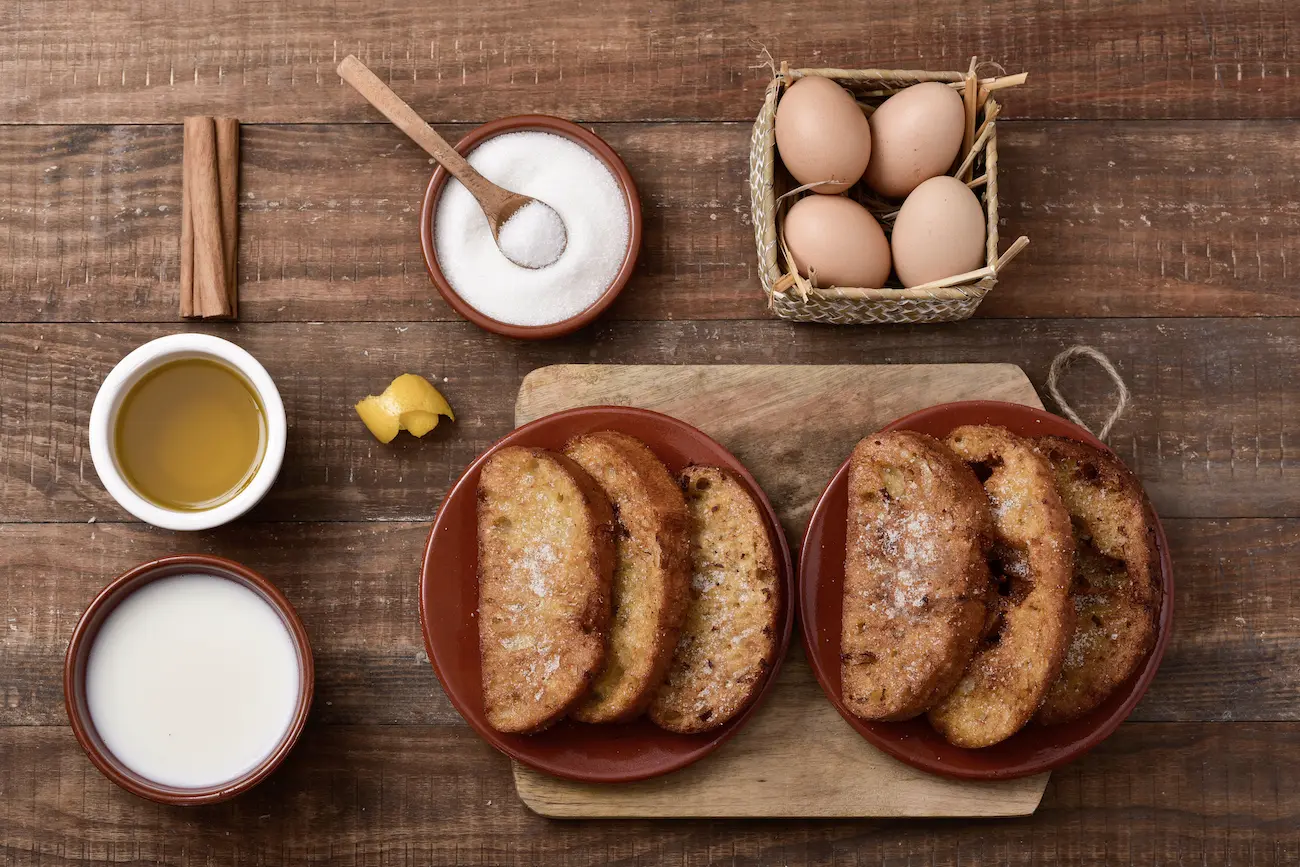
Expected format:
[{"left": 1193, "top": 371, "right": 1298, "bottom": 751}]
[{"left": 512, "top": 364, "right": 1050, "bottom": 818}]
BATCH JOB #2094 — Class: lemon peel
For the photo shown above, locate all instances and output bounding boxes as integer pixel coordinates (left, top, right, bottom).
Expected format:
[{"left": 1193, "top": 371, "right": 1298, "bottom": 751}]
[{"left": 356, "top": 374, "right": 454, "bottom": 444}]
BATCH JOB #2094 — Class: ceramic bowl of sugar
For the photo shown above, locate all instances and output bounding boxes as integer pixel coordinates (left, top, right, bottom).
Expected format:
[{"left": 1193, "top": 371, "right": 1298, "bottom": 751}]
[
  {"left": 420, "top": 115, "right": 642, "bottom": 340},
  {"left": 64, "top": 555, "right": 314, "bottom": 805}
]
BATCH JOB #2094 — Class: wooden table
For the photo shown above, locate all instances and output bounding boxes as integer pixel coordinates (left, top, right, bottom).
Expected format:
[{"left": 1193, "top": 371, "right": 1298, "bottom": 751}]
[{"left": 2, "top": 2, "right": 1297, "bottom": 864}]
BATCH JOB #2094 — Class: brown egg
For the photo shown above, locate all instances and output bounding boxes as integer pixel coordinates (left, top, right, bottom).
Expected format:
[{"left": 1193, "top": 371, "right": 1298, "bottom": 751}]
[
  {"left": 775, "top": 76, "right": 872, "bottom": 195},
  {"left": 783, "top": 195, "right": 891, "bottom": 288},
  {"left": 890, "top": 176, "right": 986, "bottom": 287},
  {"left": 864, "top": 82, "right": 966, "bottom": 199}
]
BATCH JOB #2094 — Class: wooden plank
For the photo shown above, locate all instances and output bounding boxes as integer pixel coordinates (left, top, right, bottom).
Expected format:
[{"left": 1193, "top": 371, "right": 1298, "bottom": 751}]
[
  {"left": 513, "top": 643, "right": 1050, "bottom": 818},
  {"left": 513, "top": 363, "right": 1048, "bottom": 818},
  {"left": 0, "top": 522, "right": 451, "bottom": 728},
  {"left": 1, "top": 518, "right": 1295, "bottom": 728},
  {"left": 1, "top": 723, "right": 1297, "bottom": 865},
  {"left": 3, "top": 121, "right": 1299, "bottom": 323},
  {"left": 516, "top": 363, "right": 1042, "bottom": 540},
  {"left": 2, "top": 319, "right": 1298, "bottom": 522},
  {"left": 1, "top": 1, "right": 1294, "bottom": 123}
]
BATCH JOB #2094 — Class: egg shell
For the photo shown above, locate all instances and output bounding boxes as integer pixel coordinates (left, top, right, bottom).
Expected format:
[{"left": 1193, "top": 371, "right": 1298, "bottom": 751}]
[
  {"left": 890, "top": 175, "right": 987, "bottom": 288},
  {"left": 783, "top": 195, "right": 891, "bottom": 289},
  {"left": 864, "top": 82, "right": 966, "bottom": 199},
  {"left": 775, "top": 76, "right": 872, "bottom": 195}
]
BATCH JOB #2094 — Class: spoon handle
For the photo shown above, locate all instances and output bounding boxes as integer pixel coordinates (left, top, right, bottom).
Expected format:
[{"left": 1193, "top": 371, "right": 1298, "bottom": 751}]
[{"left": 337, "top": 55, "right": 513, "bottom": 217}]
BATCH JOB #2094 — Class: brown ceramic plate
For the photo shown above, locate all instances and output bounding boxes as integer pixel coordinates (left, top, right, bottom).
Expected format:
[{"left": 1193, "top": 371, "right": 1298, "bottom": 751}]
[
  {"left": 800, "top": 400, "right": 1174, "bottom": 781},
  {"left": 419, "top": 115, "right": 642, "bottom": 340},
  {"left": 64, "top": 555, "right": 314, "bottom": 805},
  {"left": 419, "top": 406, "right": 793, "bottom": 782}
]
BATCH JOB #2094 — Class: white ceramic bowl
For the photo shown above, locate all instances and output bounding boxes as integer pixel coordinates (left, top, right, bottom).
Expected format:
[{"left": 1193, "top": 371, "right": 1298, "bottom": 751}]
[{"left": 89, "top": 334, "right": 287, "bottom": 531}]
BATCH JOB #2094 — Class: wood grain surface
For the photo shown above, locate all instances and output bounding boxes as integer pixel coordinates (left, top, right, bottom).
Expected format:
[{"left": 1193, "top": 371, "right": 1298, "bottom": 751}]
[
  {"left": 2, "top": 1, "right": 1294, "bottom": 123},
  {"left": 1, "top": 518, "right": 1295, "bottom": 728},
  {"left": 2, "top": 723, "right": 1297, "bottom": 865},
  {"left": 2, "top": 320, "right": 1297, "bottom": 522},
  {"left": 513, "top": 644, "right": 1051, "bottom": 819},
  {"left": 3, "top": 0, "right": 1299, "bottom": 862},
  {"left": 513, "top": 364, "right": 1049, "bottom": 818},
  {"left": 515, "top": 364, "right": 1040, "bottom": 536},
  {"left": 2, "top": 122, "right": 1298, "bottom": 322}
]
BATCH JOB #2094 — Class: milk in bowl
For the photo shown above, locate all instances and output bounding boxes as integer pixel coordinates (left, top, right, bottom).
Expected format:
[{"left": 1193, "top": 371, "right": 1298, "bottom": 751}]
[{"left": 84, "top": 573, "right": 303, "bottom": 789}]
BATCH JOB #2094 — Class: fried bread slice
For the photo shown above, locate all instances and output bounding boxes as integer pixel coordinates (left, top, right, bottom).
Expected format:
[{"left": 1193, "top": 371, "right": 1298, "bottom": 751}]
[
  {"left": 1035, "top": 437, "right": 1161, "bottom": 725},
  {"left": 477, "top": 446, "right": 616, "bottom": 734},
  {"left": 564, "top": 431, "right": 690, "bottom": 724},
  {"left": 649, "top": 466, "right": 781, "bottom": 733},
  {"left": 927, "top": 425, "right": 1075, "bottom": 748},
  {"left": 840, "top": 431, "right": 993, "bottom": 721}
]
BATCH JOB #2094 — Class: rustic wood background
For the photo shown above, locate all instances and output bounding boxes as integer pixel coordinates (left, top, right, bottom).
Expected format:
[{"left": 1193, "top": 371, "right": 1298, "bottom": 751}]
[{"left": 2, "top": 1, "right": 1297, "bottom": 864}]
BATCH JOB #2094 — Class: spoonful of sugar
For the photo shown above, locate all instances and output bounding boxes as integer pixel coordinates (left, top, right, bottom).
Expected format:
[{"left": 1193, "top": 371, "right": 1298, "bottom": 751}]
[{"left": 338, "top": 55, "right": 567, "bottom": 269}]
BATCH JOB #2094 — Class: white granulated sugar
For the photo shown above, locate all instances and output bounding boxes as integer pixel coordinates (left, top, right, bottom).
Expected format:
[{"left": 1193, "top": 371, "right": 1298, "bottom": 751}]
[
  {"left": 869, "top": 505, "right": 940, "bottom": 618},
  {"left": 1065, "top": 627, "right": 1101, "bottom": 668},
  {"left": 496, "top": 201, "right": 566, "bottom": 269},
  {"left": 730, "top": 627, "right": 757, "bottom": 647},
  {"left": 434, "top": 131, "right": 630, "bottom": 326},
  {"left": 692, "top": 568, "right": 726, "bottom": 593},
  {"left": 990, "top": 489, "right": 1023, "bottom": 524},
  {"left": 500, "top": 634, "right": 533, "bottom": 652},
  {"left": 516, "top": 543, "right": 558, "bottom": 597}
]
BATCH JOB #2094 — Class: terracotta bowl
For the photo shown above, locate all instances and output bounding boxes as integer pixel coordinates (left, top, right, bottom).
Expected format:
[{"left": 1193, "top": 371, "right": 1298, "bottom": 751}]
[
  {"left": 800, "top": 400, "right": 1174, "bottom": 780},
  {"left": 419, "top": 115, "right": 642, "bottom": 340},
  {"left": 419, "top": 406, "right": 794, "bottom": 782},
  {"left": 64, "top": 555, "right": 314, "bottom": 804}
]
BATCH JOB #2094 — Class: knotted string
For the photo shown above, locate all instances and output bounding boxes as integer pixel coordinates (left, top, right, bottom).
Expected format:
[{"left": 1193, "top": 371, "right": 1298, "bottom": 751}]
[{"left": 1045, "top": 346, "right": 1130, "bottom": 441}]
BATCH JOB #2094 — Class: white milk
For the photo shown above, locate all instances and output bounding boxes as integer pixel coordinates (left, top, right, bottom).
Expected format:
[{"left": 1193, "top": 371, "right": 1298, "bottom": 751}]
[{"left": 85, "top": 573, "right": 302, "bottom": 788}]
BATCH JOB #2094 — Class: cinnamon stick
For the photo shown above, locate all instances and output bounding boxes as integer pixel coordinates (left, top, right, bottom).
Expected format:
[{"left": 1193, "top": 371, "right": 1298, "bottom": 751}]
[
  {"left": 179, "top": 124, "right": 196, "bottom": 318},
  {"left": 180, "top": 116, "right": 235, "bottom": 319},
  {"left": 214, "top": 118, "right": 240, "bottom": 318}
]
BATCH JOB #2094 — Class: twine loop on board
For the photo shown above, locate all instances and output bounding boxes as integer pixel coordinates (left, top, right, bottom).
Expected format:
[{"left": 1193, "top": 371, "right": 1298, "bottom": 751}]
[{"left": 1045, "top": 346, "right": 1130, "bottom": 442}]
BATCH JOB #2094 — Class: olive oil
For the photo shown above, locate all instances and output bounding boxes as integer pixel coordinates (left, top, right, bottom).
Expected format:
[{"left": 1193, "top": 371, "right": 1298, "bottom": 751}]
[{"left": 115, "top": 358, "right": 266, "bottom": 511}]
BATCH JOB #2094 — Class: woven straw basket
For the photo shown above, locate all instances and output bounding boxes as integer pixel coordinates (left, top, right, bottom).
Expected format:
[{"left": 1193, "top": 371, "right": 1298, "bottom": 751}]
[{"left": 750, "top": 62, "right": 1029, "bottom": 325}]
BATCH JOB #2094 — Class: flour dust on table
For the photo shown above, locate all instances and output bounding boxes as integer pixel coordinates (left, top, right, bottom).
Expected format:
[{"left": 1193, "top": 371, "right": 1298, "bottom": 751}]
[{"left": 434, "top": 131, "right": 630, "bottom": 326}]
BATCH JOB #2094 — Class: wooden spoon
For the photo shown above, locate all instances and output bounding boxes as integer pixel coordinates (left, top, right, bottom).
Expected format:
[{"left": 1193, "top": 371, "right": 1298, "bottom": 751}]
[{"left": 338, "top": 55, "right": 567, "bottom": 269}]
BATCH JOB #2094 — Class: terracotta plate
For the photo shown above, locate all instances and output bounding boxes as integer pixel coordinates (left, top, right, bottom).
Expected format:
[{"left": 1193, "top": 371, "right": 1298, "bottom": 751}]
[
  {"left": 800, "top": 400, "right": 1174, "bottom": 780},
  {"left": 420, "top": 406, "right": 794, "bottom": 782}
]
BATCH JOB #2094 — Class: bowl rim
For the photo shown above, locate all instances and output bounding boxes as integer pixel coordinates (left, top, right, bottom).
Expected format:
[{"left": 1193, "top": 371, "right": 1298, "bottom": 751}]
[
  {"left": 63, "top": 554, "right": 315, "bottom": 805},
  {"left": 419, "top": 114, "right": 642, "bottom": 340},
  {"left": 798, "top": 399, "right": 1175, "bottom": 780},
  {"left": 417, "top": 405, "right": 795, "bottom": 782},
  {"left": 87, "top": 334, "right": 287, "bottom": 531}
]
